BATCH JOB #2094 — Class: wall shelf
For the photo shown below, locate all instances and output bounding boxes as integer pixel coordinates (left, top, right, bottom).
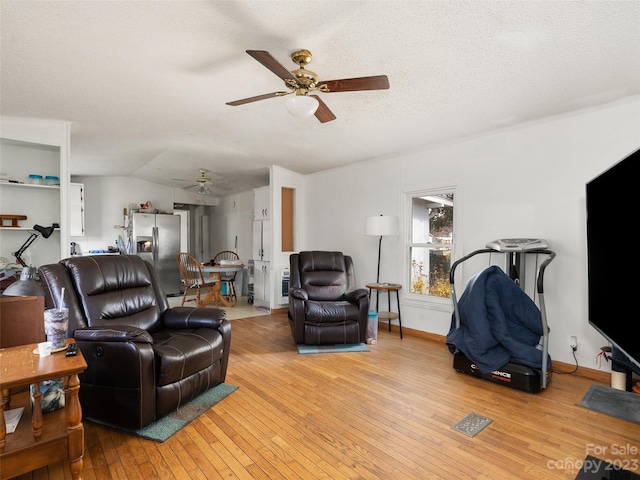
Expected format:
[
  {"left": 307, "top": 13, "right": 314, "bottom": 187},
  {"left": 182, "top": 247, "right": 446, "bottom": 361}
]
[
  {"left": 0, "top": 117, "right": 71, "bottom": 267},
  {"left": 0, "top": 182, "right": 60, "bottom": 190},
  {"left": 0, "top": 227, "right": 61, "bottom": 232}
]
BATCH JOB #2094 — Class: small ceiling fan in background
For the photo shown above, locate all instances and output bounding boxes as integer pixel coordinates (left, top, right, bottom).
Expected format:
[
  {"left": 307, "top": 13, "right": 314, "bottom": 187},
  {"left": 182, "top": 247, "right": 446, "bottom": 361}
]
[
  {"left": 173, "top": 169, "right": 232, "bottom": 195},
  {"left": 226, "top": 49, "right": 390, "bottom": 123}
]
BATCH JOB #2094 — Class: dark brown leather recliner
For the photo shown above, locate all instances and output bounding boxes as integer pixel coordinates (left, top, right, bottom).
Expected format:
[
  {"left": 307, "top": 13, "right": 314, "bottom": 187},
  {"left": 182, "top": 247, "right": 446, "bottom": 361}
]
[
  {"left": 288, "top": 251, "right": 369, "bottom": 345},
  {"left": 39, "top": 254, "right": 231, "bottom": 430}
]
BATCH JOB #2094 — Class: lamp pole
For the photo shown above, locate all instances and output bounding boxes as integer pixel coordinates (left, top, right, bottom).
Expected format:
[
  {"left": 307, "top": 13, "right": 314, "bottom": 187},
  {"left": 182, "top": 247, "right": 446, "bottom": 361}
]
[
  {"left": 12, "top": 232, "right": 39, "bottom": 267},
  {"left": 376, "top": 235, "right": 382, "bottom": 283}
]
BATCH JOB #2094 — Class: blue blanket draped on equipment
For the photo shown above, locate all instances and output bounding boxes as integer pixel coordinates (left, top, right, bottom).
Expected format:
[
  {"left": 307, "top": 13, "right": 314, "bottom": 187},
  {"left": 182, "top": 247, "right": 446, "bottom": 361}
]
[{"left": 446, "top": 265, "right": 550, "bottom": 374}]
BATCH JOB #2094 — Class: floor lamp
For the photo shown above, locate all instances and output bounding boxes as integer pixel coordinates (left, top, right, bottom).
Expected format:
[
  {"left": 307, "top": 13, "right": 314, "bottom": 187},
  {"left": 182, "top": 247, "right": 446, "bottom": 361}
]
[{"left": 365, "top": 215, "right": 399, "bottom": 283}]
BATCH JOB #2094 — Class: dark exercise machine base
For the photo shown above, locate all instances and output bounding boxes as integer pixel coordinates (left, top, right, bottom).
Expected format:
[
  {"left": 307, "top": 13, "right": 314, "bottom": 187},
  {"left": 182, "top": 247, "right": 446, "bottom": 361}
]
[{"left": 452, "top": 351, "right": 549, "bottom": 394}]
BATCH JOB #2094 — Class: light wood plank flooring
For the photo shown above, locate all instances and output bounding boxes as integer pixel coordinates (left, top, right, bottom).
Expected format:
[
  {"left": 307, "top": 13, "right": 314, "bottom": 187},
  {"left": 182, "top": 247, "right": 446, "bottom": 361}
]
[{"left": 14, "top": 313, "right": 640, "bottom": 480}]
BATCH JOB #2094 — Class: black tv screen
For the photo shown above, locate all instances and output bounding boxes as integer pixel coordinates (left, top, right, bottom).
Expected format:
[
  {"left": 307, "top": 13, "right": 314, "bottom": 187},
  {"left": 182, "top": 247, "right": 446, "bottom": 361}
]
[{"left": 586, "top": 147, "right": 640, "bottom": 371}]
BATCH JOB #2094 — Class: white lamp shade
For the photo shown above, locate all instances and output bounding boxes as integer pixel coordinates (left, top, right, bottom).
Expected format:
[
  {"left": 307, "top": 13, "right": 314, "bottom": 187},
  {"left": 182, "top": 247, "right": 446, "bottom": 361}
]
[
  {"left": 365, "top": 215, "right": 399, "bottom": 236},
  {"left": 285, "top": 95, "right": 319, "bottom": 118}
]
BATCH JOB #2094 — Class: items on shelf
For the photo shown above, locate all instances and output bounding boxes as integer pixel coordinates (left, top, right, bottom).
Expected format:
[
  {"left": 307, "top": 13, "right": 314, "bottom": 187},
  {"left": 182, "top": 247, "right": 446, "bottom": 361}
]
[
  {"left": 3, "top": 407, "right": 24, "bottom": 434},
  {"left": 30, "top": 379, "right": 65, "bottom": 414},
  {"left": 0, "top": 214, "right": 27, "bottom": 227},
  {"left": 24, "top": 174, "right": 59, "bottom": 185},
  {"left": 27, "top": 174, "right": 43, "bottom": 185}
]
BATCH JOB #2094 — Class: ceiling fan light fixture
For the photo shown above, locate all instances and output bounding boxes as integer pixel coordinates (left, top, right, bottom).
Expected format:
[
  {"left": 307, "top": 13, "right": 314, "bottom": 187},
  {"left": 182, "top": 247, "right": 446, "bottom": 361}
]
[
  {"left": 197, "top": 183, "right": 210, "bottom": 195},
  {"left": 285, "top": 95, "right": 319, "bottom": 118}
]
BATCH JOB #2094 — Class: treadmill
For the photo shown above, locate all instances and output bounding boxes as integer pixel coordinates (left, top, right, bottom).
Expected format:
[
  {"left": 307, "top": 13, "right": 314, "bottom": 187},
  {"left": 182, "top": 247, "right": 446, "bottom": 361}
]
[{"left": 449, "top": 238, "right": 556, "bottom": 393}]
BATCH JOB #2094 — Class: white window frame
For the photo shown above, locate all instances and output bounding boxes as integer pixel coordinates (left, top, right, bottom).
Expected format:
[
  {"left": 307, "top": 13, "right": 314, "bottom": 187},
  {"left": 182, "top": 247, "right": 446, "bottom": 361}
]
[{"left": 403, "top": 185, "right": 459, "bottom": 311}]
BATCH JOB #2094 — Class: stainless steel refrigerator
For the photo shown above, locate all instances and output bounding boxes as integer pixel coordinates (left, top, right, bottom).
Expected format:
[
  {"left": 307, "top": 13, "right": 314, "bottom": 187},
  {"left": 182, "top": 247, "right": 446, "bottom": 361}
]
[{"left": 130, "top": 212, "right": 181, "bottom": 295}]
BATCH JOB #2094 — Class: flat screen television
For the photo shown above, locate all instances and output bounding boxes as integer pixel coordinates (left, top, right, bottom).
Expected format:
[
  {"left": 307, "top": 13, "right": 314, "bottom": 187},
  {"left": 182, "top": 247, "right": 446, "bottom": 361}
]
[{"left": 586, "top": 147, "right": 640, "bottom": 373}]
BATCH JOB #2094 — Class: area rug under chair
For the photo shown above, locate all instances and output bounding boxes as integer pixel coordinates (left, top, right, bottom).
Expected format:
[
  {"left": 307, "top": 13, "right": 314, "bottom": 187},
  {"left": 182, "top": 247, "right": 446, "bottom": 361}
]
[
  {"left": 86, "top": 383, "right": 238, "bottom": 442},
  {"left": 297, "top": 343, "right": 370, "bottom": 354}
]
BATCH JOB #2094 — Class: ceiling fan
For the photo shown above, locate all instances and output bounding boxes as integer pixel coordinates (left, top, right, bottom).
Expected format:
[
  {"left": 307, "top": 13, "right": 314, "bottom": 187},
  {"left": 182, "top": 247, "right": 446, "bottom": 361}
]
[
  {"left": 226, "top": 49, "right": 390, "bottom": 123},
  {"left": 175, "top": 169, "right": 231, "bottom": 195}
]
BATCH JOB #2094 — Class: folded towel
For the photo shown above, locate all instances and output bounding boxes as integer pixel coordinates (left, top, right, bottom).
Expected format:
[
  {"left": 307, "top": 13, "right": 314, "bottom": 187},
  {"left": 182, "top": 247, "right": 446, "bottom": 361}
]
[{"left": 219, "top": 259, "right": 242, "bottom": 265}]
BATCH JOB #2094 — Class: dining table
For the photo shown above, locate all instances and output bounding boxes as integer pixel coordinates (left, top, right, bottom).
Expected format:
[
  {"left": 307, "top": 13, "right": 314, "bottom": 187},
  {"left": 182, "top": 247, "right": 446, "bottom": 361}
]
[{"left": 199, "top": 263, "right": 245, "bottom": 308}]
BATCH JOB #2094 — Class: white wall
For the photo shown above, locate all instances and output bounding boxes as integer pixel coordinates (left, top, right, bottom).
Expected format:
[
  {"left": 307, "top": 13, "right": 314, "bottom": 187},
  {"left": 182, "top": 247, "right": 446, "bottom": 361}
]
[
  {"left": 302, "top": 96, "right": 640, "bottom": 370},
  {"left": 68, "top": 173, "right": 255, "bottom": 296},
  {"left": 303, "top": 154, "right": 403, "bottom": 287},
  {"left": 69, "top": 176, "right": 173, "bottom": 253},
  {"left": 210, "top": 190, "right": 253, "bottom": 260},
  {"left": 270, "top": 165, "right": 306, "bottom": 306},
  {"left": 69, "top": 175, "right": 220, "bottom": 254},
  {"left": 209, "top": 190, "right": 254, "bottom": 295}
]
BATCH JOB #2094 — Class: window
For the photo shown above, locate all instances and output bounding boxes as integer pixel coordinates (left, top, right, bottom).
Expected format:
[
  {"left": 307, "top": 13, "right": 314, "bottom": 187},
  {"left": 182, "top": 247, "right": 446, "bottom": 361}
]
[{"left": 407, "top": 189, "right": 455, "bottom": 300}]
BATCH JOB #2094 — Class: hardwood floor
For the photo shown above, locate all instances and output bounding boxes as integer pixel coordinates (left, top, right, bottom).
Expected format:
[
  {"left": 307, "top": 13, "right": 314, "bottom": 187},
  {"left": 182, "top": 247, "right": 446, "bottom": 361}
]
[{"left": 14, "top": 313, "right": 640, "bottom": 480}]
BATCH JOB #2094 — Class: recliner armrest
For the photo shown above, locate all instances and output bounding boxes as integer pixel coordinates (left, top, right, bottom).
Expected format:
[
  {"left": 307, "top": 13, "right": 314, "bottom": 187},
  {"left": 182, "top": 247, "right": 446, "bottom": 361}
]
[
  {"left": 74, "top": 325, "right": 153, "bottom": 343},
  {"left": 290, "top": 287, "right": 309, "bottom": 300},
  {"left": 344, "top": 288, "right": 369, "bottom": 302},
  {"left": 162, "top": 307, "right": 227, "bottom": 329}
]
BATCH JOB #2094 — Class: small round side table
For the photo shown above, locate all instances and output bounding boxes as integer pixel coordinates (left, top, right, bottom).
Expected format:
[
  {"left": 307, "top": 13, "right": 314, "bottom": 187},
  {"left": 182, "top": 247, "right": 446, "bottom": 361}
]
[{"left": 366, "top": 283, "right": 403, "bottom": 339}]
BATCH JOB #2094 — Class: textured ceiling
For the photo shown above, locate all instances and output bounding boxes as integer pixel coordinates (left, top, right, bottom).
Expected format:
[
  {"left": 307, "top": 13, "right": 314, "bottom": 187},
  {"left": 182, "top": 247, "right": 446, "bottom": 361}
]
[{"left": 1, "top": 1, "right": 639, "bottom": 195}]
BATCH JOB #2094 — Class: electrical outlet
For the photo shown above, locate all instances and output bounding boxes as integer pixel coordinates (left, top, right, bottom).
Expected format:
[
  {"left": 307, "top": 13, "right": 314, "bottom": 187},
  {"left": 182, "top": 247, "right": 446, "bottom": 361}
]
[{"left": 570, "top": 336, "right": 578, "bottom": 352}]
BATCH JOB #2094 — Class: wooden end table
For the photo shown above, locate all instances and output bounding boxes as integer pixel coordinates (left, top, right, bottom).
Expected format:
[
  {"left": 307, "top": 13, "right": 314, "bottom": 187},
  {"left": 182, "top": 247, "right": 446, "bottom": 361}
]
[
  {"left": 0, "top": 339, "right": 87, "bottom": 479},
  {"left": 366, "top": 283, "right": 403, "bottom": 339}
]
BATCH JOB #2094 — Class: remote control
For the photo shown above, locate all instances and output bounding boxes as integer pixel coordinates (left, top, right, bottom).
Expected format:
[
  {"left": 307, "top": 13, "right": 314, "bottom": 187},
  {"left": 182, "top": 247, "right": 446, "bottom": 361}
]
[{"left": 65, "top": 343, "right": 78, "bottom": 357}]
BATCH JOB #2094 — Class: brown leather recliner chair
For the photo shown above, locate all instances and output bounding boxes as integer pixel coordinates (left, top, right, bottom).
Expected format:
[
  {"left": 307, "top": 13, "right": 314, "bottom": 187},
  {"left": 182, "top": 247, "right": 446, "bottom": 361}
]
[
  {"left": 39, "top": 254, "right": 231, "bottom": 430},
  {"left": 288, "top": 251, "right": 369, "bottom": 345}
]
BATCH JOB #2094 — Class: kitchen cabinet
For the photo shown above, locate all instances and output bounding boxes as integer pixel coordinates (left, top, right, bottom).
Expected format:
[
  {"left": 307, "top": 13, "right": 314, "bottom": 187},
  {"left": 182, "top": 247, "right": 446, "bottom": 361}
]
[
  {"left": 252, "top": 219, "right": 271, "bottom": 261},
  {"left": 252, "top": 186, "right": 271, "bottom": 308},
  {"left": 69, "top": 182, "right": 84, "bottom": 236},
  {"left": 253, "top": 186, "right": 270, "bottom": 220},
  {"left": 0, "top": 117, "right": 70, "bottom": 268},
  {"left": 253, "top": 260, "right": 270, "bottom": 308},
  {"left": 252, "top": 220, "right": 270, "bottom": 307}
]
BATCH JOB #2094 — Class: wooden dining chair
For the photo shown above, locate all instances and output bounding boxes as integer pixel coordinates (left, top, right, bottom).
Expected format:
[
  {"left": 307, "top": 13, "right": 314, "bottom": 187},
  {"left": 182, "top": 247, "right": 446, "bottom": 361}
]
[
  {"left": 176, "top": 252, "right": 218, "bottom": 307},
  {"left": 212, "top": 250, "right": 240, "bottom": 303}
]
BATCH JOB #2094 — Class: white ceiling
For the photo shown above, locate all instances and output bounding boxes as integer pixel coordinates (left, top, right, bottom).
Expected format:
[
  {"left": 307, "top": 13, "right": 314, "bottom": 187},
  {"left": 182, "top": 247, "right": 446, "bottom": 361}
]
[{"left": 2, "top": 1, "right": 639, "bottom": 195}]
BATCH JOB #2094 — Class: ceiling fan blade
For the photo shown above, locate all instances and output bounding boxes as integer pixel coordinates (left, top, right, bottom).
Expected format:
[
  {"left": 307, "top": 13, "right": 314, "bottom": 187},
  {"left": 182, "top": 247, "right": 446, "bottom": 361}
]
[
  {"left": 319, "top": 75, "right": 390, "bottom": 92},
  {"left": 246, "top": 50, "right": 298, "bottom": 83},
  {"left": 226, "top": 91, "right": 287, "bottom": 106},
  {"left": 311, "top": 95, "right": 336, "bottom": 123}
]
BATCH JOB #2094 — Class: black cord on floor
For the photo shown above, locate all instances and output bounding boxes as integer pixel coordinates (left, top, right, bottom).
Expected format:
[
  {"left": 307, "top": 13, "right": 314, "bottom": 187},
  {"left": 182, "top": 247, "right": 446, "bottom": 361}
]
[{"left": 552, "top": 347, "right": 579, "bottom": 374}]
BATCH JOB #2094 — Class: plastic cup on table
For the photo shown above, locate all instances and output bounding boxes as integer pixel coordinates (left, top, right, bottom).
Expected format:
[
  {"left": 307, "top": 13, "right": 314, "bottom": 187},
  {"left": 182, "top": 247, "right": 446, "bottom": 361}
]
[
  {"left": 44, "top": 308, "right": 69, "bottom": 350},
  {"left": 38, "top": 341, "right": 52, "bottom": 357}
]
